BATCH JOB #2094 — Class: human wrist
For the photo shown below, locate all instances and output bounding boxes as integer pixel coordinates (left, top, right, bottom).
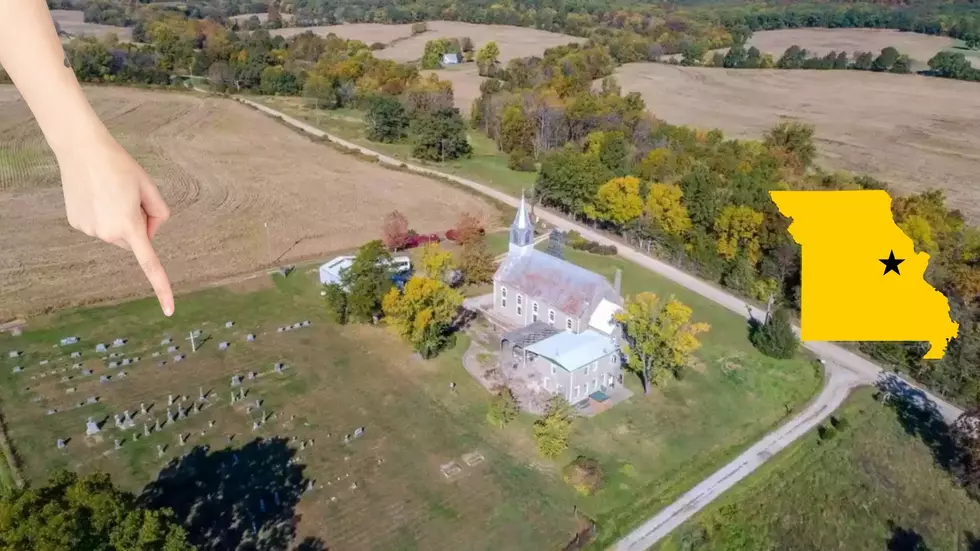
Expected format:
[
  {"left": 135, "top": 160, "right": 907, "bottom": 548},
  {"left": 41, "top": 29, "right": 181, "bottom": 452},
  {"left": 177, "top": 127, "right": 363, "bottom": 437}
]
[{"left": 46, "top": 107, "right": 114, "bottom": 163}]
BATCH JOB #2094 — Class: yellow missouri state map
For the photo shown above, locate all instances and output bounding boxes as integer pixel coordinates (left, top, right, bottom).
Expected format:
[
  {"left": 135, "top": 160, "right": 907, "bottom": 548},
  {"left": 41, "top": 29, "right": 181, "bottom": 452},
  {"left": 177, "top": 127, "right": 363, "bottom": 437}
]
[{"left": 770, "top": 190, "right": 959, "bottom": 359}]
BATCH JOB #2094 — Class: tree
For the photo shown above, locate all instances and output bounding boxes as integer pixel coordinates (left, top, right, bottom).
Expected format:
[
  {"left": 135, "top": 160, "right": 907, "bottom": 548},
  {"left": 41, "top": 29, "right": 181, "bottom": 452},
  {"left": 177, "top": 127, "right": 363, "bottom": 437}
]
[
  {"left": 750, "top": 306, "right": 799, "bottom": 359},
  {"left": 615, "top": 292, "right": 710, "bottom": 394},
  {"left": 537, "top": 147, "right": 612, "bottom": 216},
  {"left": 382, "top": 275, "right": 462, "bottom": 357},
  {"left": 929, "top": 51, "right": 976, "bottom": 80},
  {"left": 324, "top": 283, "right": 348, "bottom": 324},
  {"left": 953, "top": 407, "right": 980, "bottom": 499},
  {"left": 646, "top": 183, "right": 692, "bottom": 237},
  {"left": 342, "top": 240, "right": 393, "bottom": 323},
  {"left": 546, "top": 230, "right": 565, "bottom": 259},
  {"left": 410, "top": 108, "right": 472, "bottom": 162},
  {"left": 454, "top": 211, "right": 485, "bottom": 245},
  {"left": 302, "top": 73, "right": 336, "bottom": 109},
  {"left": 715, "top": 205, "right": 764, "bottom": 264},
  {"left": 890, "top": 54, "right": 911, "bottom": 74},
  {"left": 381, "top": 210, "right": 410, "bottom": 250},
  {"left": 476, "top": 41, "right": 499, "bottom": 76},
  {"left": 207, "top": 61, "right": 234, "bottom": 92},
  {"left": 678, "top": 167, "right": 722, "bottom": 230},
  {"left": 460, "top": 36, "right": 474, "bottom": 53},
  {"left": 851, "top": 51, "right": 874, "bottom": 70},
  {"left": 764, "top": 121, "right": 816, "bottom": 170},
  {"left": 533, "top": 396, "right": 574, "bottom": 458},
  {"left": 588, "top": 176, "right": 643, "bottom": 226},
  {"left": 418, "top": 242, "right": 455, "bottom": 280},
  {"left": 366, "top": 95, "right": 408, "bottom": 143},
  {"left": 500, "top": 104, "right": 533, "bottom": 155},
  {"left": 0, "top": 470, "right": 191, "bottom": 550},
  {"left": 486, "top": 386, "right": 519, "bottom": 427},
  {"left": 459, "top": 236, "right": 496, "bottom": 285},
  {"left": 966, "top": 33, "right": 980, "bottom": 50},
  {"left": 872, "top": 46, "right": 899, "bottom": 71}
]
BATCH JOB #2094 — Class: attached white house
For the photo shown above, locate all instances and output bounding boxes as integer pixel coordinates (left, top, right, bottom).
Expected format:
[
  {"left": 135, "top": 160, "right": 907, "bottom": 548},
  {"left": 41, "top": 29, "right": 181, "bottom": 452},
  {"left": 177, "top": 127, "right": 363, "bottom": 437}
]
[{"left": 319, "top": 255, "right": 412, "bottom": 286}]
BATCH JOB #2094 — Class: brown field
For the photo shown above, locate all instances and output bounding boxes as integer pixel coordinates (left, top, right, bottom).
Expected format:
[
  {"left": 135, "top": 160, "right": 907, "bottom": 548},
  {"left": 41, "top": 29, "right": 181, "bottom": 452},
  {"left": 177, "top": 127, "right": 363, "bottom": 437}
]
[
  {"left": 0, "top": 86, "right": 493, "bottom": 320},
  {"left": 375, "top": 21, "right": 582, "bottom": 63},
  {"left": 613, "top": 63, "right": 980, "bottom": 220},
  {"left": 271, "top": 23, "right": 415, "bottom": 44},
  {"left": 742, "top": 28, "right": 956, "bottom": 69},
  {"left": 51, "top": 10, "right": 132, "bottom": 41},
  {"left": 427, "top": 64, "right": 483, "bottom": 113}
]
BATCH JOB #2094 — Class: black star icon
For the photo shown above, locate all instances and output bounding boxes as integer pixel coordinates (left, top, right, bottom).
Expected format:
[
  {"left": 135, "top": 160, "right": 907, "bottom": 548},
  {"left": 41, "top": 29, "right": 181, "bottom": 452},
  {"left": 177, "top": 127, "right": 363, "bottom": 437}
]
[{"left": 879, "top": 250, "right": 905, "bottom": 275}]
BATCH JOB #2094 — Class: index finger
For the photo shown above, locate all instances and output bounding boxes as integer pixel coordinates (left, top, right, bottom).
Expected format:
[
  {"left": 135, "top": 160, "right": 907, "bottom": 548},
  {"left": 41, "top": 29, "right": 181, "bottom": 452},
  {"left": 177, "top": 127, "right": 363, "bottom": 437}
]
[{"left": 128, "top": 230, "right": 174, "bottom": 317}]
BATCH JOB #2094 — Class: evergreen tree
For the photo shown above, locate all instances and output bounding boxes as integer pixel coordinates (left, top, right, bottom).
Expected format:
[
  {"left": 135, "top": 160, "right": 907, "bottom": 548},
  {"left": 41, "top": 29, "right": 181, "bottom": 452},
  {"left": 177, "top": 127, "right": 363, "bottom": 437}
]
[
  {"left": 750, "top": 306, "right": 799, "bottom": 359},
  {"left": 342, "top": 240, "right": 393, "bottom": 323},
  {"left": 366, "top": 95, "right": 408, "bottom": 143}
]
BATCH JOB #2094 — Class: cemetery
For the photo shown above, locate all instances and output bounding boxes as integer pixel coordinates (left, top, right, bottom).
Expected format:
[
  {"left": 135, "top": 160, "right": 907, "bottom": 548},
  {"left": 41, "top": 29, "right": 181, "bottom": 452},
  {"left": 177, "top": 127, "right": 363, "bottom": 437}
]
[{"left": 0, "top": 270, "right": 581, "bottom": 549}]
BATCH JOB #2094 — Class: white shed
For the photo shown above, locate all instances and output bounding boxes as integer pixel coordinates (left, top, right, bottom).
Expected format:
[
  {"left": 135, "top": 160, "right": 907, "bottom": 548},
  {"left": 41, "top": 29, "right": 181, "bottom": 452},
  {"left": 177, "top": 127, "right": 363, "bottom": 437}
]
[
  {"left": 319, "top": 255, "right": 413, "bottom": 286},
  {"left": 442, "top": 53, "right": 461, "bottom": 65}
]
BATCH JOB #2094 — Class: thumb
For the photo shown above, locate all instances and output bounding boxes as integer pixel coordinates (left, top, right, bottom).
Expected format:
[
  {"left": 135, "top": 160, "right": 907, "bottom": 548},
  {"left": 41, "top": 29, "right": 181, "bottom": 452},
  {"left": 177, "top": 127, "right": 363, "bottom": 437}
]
[{"left": 141, "top": 180, "right": 170, "bottom": 241}]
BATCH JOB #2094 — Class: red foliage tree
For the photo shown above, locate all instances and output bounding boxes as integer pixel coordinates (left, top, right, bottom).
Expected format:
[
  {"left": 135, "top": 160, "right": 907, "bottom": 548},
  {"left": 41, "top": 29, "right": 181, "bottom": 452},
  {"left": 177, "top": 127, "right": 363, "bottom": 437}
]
[{"left": 382, "top": 210, "right": 410, "bottom": 250}]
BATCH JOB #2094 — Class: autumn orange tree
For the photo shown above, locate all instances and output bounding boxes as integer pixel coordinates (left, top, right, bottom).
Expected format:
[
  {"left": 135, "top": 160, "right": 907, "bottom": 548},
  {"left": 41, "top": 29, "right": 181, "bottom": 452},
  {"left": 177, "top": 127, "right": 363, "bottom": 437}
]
[
  {"left": 381, "top": 210, "right": 410, "bottom": 250},
  {"left": 615, "top": 293, "right": 710, "bottom": 394},
  {"left": 382, "top": 276, "right": 463, "bottom": 358},
  {"left": 586, "top": 176, "right": 643, "bottom": 227}
]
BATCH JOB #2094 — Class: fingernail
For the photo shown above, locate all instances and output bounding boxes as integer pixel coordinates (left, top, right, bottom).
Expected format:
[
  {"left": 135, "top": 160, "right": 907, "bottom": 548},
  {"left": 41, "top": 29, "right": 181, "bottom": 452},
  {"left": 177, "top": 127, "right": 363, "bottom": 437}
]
[{"left": 163, "top": 302, "right": 174, "bottom": 317}]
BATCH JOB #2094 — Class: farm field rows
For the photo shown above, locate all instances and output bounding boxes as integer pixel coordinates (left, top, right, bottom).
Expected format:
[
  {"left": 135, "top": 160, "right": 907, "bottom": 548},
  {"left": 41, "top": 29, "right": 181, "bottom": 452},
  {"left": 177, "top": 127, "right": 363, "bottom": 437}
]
[
  {"left": 0, "top": 86, "right": 494, "bottom": 319},
  {"left": 613, "top": 62, "right": 980, "bottom": 221},
  {"left": 654, "top": 389, "right": 980, "bottom": 551},
  {"left": 51, "top": 10, "right": 132, "bottom": 41}
]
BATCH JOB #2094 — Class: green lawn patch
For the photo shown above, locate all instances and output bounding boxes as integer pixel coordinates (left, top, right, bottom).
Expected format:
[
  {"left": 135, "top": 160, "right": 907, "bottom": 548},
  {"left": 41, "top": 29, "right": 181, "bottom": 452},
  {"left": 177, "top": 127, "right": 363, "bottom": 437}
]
[{"left": 655, "top": 388, "right": 980, "bottom": 551}]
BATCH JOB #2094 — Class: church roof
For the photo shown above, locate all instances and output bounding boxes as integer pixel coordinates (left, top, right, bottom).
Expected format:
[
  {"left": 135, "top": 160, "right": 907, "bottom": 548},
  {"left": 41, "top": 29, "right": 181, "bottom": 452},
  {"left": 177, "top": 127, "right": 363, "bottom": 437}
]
[
  {"left": 495, "top": 250, "right": 621, "bottom": 318},
  {"left": 526, "top": 329, "right": 617, "bottom": 371}
]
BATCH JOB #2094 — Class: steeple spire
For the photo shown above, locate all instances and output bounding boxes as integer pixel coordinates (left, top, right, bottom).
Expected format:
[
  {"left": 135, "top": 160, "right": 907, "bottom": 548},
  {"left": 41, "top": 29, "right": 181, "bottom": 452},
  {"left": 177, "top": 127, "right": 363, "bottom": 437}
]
[{"left": 509, "top": 190, "right": 534, "bottom": 255}]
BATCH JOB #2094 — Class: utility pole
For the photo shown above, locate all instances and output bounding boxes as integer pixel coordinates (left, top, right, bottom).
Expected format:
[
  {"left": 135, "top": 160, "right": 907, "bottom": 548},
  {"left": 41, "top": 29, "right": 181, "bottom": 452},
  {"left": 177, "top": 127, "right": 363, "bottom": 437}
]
[{"left": 264, "top": 221, "right": 272, "bottom": 266}]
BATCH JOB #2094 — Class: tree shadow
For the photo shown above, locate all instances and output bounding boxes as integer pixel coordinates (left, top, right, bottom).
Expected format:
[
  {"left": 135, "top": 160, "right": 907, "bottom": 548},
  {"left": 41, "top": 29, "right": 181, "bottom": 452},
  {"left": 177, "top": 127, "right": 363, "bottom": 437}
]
[
  {"left": 139, "top": 436, "right": 309, "bottom": 550},
  {"left": 885, "top": 520, "right": 930, "bottom": 551},
  {"left": 875, "top": 373, "right": 960, "bottom": 471}
]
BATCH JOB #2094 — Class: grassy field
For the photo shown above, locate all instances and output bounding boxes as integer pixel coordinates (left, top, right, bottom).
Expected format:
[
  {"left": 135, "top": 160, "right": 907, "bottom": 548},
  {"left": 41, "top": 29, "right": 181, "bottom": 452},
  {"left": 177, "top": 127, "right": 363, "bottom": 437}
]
[
  {"left": 654, "top": 388, "right": 980, "bottom": 551},
  {"left": 0, "top": 238, "right": 821, "bottom": 548},
  {"left": 251, "top": 97, "right": 537, "bottom": 198}
]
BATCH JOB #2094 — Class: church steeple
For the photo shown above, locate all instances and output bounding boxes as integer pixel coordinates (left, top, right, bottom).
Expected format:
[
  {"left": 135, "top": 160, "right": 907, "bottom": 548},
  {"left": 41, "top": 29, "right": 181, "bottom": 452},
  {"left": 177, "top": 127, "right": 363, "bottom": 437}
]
[{"left": 509, "top": 191, "right": 534, "bottom": 255}]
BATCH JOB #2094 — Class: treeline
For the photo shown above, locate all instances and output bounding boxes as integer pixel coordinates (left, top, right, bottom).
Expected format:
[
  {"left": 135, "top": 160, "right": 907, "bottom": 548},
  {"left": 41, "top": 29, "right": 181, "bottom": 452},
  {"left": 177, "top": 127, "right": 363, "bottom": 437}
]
[
  {"left": 706, "top": 43, "right": 912, "bottom": 73},
  {"left": 469, "top": 42, "right": 979, "bottom": 407}
]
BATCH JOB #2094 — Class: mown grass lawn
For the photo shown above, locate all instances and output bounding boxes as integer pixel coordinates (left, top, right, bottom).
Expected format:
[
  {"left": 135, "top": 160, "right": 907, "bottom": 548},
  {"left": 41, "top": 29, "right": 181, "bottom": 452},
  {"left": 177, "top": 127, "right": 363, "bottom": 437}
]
[{"left": 655, "top": 388, "right": 980, "bottom": 551}]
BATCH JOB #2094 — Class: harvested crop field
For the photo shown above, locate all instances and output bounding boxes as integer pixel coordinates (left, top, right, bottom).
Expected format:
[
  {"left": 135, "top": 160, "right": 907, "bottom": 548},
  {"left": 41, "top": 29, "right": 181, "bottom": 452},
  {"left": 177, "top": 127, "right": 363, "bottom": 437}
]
[
  {"left": 427, "top": 65, "right": 483, "bottom": 113},
  {"left": 375, "top": 21, "right": 582, "bottom": 62},
  {"left": 51, "top": 10, "right": 132, "bottom": 41},
  {"left": 0, "top": 86, "right": 494, "bottom": 319},
  {"left": 270, "top": 22, "right": 400, "bottom": 43},
  {"left": 742, "top": 28, "right": 955, "bottom": 69},
  {"left": 614, "top": 63, "right": 980, "bottom": 221}
]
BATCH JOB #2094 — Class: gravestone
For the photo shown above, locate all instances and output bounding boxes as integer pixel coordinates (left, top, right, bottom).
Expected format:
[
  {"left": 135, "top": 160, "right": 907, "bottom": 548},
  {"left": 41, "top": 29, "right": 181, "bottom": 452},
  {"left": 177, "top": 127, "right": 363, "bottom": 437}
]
[
  {"left": 254, "top": 399, "right": 262, "bottom": 408},
  {"left": 60, "top": 376, "right": 71, "bottom": 382},
  {"left": 108, "top": 361, "right": 118, "bottom": 369},
  {"left": 259, "top": 498, "right": 266, "bottom": 513},
  {"left": 110, "top": 352, "right": 121, "bottom": 358},
  {"left": 123, "top": 410, "right": 133, "bottom": 428},
  {"left": 87, "top": 396, "right": 98, "bottom": 404},
  {"left": 154, "top": 419, "right": 161, "bottom": 432},
  {"left": 152, "top": 351, "right": 160, "bottom": 358},
  {"left": 177, "top": 407, "right": 185, "bottom": 420},
  {"left": 174, "top": 355, "right": 184, "bottom": 362},
  {"left": 218, "top": 342, "right": 229, "bottom": 351},
  {"left": 71, "top": 351, "right": 81, "bottom": 358},
  {"left": 144, "top": 424, "right": 150, "bottom": 437},
  {"left": 114, "top": 439, "right": 122, "bottom": 450},
  {"left": 65, "top": 387, "right": 77, "bottom": 394},
  {"left": 157, "top": 361, "right": 166, "bottom": 368},
  {"left": 8, "top": 351, "right": 20, "bottom": 358},
  {"left": 57, "top": 439, "right": 66, "bottom": 449},
  {"left": 39, "top": 360, "right": 49, "bottom": 366},
  {"left": 192, "top": 402, "right": 200, "bottom": 415},
  {"left": 86, "top": 418, "right": 100, "bottom": 435},
  {"left": 252, "top": 421, "right": 260, "bottom": 431},
  {"left": 168, "top": 394, "right": 175, "bottom": 406},
  {"left": 353, "top": 427, "right": 365, "bottom": 438},
  {"left": 121, "top": 359, "right": 130, "bottom": 366},
  {"left": 199, "top": 387, "right": 206, "bottom": 401},
  {"left": 239, "top": 388, "right": 246, "bottom": 400},
  {"left": 225, "top": 321, "right": 234, "bottom": 328},
  {"left": 302, "top": 321, "right": 311, "bottom": 327},
  {"left": 209, "top": 420, "right": 216, "bottom": 428},
  {"left": 179, "top": 434, "right": 187, "bottom": 446},
  {"left": 276, "top": 327, "right": 284, "bottom": 333},
  {"left": 161, "top": 338, "right": 172, "bottom": 345},
  {"left": 112, "top": 339, "right": 126, "bottom": 347},
  {"left": 60, "top": 336, "right": 79, "bottom": 346},
  {"left": 132, "top": 432, "right": 139, "bottom": 443},
  {"left": 100, "top": 375, "right": 110, "bottom": 383},
  {"left": 167, "top": 345, "right": 177, "bottom": 353},
  {"left": 230, "top": 391, "right": 237, "bottom": 404},
  {"left": 117, "top": 371, "right": 127, "bottom": 379},
  {"left": 47, "top": 409, "right": 58, "bottom": 415},
  {"left": 246, "top": 334, "right": 255, "bottom": 342},
  {"left": 231, "top": 375, "right": 242, "bottom": 387},
  {"left": 140, "top": 402, "right": 147, "bottom": 415},
  {"left": 114, "top": 414, "right": 123, "bottom": 428},
  {"left": 95, "top": 344, "right": 107, "bottom": 353},
  {"left": 247, "top": 371, "right": 256, "bottom": 380},
  {"left": 11, "top": 366, "right": 22, "bottom": 374},
  {"left": 166, "top": 408, "right": 174, "bottom": 423},
  {"left": 274, "top": 363, "right": 284, "bottom": 374},
  {"left": 157, "top": 445, "right": 165, "bottom": 458},
  {"left": 192, "top": 330, "right": 201, "bottom": 338}
]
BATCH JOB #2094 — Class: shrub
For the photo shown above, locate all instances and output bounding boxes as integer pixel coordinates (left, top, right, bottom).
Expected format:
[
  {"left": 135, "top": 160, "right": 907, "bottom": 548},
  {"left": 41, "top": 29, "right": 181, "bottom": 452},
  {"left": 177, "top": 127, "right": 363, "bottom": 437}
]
[
  {"left": 562, "top": 456, "right": 604, "bottom": 495},
  {"left": 507, "top": 149, "right": 536, "bottom": 172},
  {"left": 818, "top": 423, "right": 837, "bottom": 441},
  {"left": 323, "top": 283, "right": 348, "bottom": 324},
  {"left": 830, "top": 415, "right": 850, "bottom": 431},
  {"left": 486, "top": 386, "right": 519, "bottom": 427},
  {"left": 370, "top": 42, "right": 386, "bottom": 50},
  {"left": 565, "top": 230, "right": 617, "bottom": 255}
]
